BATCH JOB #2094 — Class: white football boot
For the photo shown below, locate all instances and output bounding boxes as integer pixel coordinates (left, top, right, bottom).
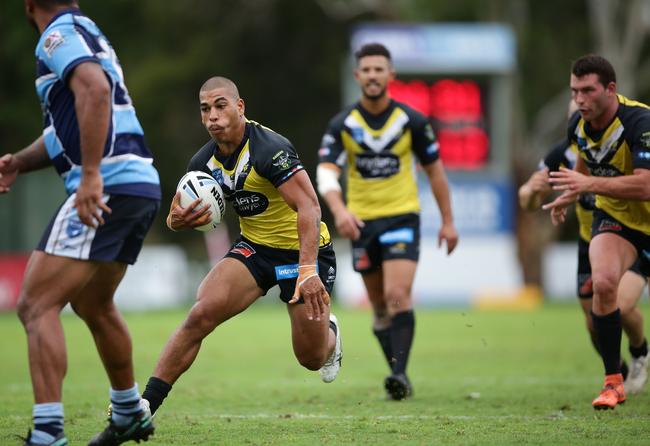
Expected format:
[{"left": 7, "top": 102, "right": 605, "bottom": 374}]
[
  {"left": 319, "top": 313, "right": 342, "bottom": 383},
  {"left": 625, "top": 353, "right": 649, "bottom": 395}
]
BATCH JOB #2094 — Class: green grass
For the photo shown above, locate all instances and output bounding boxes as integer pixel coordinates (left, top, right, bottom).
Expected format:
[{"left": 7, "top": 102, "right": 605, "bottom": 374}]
[{"left": 2, "top": 302, "right": 650, "bottom": 445}]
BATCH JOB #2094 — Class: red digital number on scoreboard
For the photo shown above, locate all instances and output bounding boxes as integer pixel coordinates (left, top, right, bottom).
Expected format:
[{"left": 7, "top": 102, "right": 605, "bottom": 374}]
[{"left": 388, "top": 79, "right": 489, "bottom": 170}]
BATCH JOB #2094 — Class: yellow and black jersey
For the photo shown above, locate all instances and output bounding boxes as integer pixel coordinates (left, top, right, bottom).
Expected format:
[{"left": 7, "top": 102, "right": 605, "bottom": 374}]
[
  {"left": 542, "top": 139, "right": 594, "bottom": 242},
  {"left": 568, "top": 95, "right": 650, "bottom": 235},
  {"left": 318, "top": 99, "right": 439, "bottom": 220},
  {"left": 188, "top": 121, "right": 330, "bottom": 250}
]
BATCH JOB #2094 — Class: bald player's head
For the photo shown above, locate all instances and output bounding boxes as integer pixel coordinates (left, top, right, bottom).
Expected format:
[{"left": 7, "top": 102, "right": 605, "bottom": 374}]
[{"left": 200, "top": 76, "right": 240, "bottom": 100}]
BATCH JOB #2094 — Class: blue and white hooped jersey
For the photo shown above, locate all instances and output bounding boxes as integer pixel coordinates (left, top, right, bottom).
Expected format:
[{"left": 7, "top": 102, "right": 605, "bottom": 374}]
[{"left": 35, "top": 8, "right": 160, "bottom": 199}]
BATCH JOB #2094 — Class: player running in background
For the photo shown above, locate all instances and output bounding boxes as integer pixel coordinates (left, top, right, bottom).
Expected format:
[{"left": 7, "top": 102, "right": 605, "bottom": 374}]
[
  {"left": 519, "top": 110, "right": 649, "bottom": 395},
  {"left": 0, "top": 1, "right": 161, "bottom": 445},
  {"left": 316, "top": 43, "right": 458, "bottom": 400},
  {"left": 139, "top": 77, "right": 341, "bottom": 425},
  {"left": 544, "top": 54, "right": 650, "bottom": 409}
]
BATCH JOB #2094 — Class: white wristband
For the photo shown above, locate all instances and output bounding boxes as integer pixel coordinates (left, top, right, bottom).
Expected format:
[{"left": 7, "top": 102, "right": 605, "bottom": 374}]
[{"left": 298, "top": 273, "right": 319, "bottom": 288}]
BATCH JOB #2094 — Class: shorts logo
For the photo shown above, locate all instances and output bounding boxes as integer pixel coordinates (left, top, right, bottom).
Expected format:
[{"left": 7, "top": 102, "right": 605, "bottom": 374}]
[
  {"left": 578, "top": 275, "right": 593, "bottom": 296},
  {"left": 275, "top": 264, "right": 299, "bottom": 280},
  {"left": 230, "top": 241, "right": 256, "bottom": 258},
  {"left": 388, "top": 242, "right": 407, "bottom": 254},
  {"left": 637, "top": 151, "right": 650, "bottom": 160},
  {"left": 598, "top": 219, "right": 622, "bottom": 232},
  {"left": 353, "top": 248, "right": 370, "bottom": 270},
  {"left": 66, "top": 218, "right": 84, "bottom": 238},
  {"left": 327, "top": 266, "right": 336, "bottom": 284},
  {"left": 43, "top": 30, "right": 64, "bottom": 57},
  {"left": 379, "top": 228, "right": 414, "bottom": 245}
]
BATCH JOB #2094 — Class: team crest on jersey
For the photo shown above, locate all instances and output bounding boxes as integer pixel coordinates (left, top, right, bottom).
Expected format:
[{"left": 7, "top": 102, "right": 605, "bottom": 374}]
[
  {"left": 641, "top": 132, "right": 650, "bottom": 149},
  {"left": 43, "top": 30, "right": 65, "bottom": 57},
  {"left": 272, "top": 151, "right": 290, "bottom": 170},
  {"left": 211, "top": 169, "right": 225, "bottom": 186},
  {"left": 350, "top": 127, "right": 364, "bottom": 144}
]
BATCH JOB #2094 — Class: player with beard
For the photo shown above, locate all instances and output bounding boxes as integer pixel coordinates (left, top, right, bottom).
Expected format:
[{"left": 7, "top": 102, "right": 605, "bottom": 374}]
[
  {"left": 545, "top": 54, "right": 650, "bottom": 409},
  {"left": 316, "top": 43, "right": 458, "bottom": 400}
]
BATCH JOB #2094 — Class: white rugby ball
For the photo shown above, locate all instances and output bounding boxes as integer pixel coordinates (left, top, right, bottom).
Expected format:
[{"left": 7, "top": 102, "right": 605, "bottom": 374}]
[{"left": 176, "top": 170, "right": 226, "bottom": 232}]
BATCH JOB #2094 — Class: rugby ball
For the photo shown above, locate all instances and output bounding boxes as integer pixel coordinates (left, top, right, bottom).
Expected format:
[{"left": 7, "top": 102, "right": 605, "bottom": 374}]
[{"left": 176, "top": 171, "right": 226, "bottom": 232}]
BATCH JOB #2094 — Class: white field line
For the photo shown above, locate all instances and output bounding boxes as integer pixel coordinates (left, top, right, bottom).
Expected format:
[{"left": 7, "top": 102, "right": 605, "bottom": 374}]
[{"left": 169, "top": 413, "right": 650, "bottom": 421}]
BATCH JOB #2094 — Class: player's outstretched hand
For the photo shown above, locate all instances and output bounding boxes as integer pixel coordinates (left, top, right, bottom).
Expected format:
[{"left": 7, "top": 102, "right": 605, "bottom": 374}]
[
  {"left": 289, "top": 265, "right": 329, "bottom": 321},
  {"left": 166, "top": 191, "right": 211, "bottom": 231},
  {"left": 438, "top": 222, "right": 459, "bottom": 255},
  {"left": 334, "top": 208, "right": 364, "bottom": 241},
  {"left": 541, "top": 189, "right": 577, "bottom": 226},
  {"left": 0, "top": 154, "right": 19, "bottom": 194},
  {"left": 74, "top": 170, "right": 111, "bottom": 227}
]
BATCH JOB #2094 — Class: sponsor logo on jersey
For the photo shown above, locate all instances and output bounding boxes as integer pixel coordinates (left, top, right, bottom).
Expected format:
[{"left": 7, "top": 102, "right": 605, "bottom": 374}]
[
  {"left": 586, "top": 161, "right": 621, "bottom": 177},
  {"left": 272, "top": 150, "right": 291, "bottom": 170},
  {"left": 355, "top": 153, "right": 400, "bottom": 179},
  {"left": 230, "top": 241, "right": 256, "bottom": 258},
  {"left": 598, "top": 219, "right": 622, "bottom": 233},
  {"left": 232, "top": 191, "right": 269, "bottom": 217},
  {"left": 43, "top": 30, "right": 65, "bottom": 57}
]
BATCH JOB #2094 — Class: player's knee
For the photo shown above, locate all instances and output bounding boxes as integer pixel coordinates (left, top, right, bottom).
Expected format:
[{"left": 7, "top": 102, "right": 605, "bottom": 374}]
[
  {"left": 183, "top": 304, "right": 219, "bottom": 338},
  {"left": 384, "top": 286, "right": 412, "bottom": 312},
  {"left": 591, "top": 273, "right": 618, "bottom": 302},
  {"left": 16, "top": 292, "right": 42, "bottom": 327}
]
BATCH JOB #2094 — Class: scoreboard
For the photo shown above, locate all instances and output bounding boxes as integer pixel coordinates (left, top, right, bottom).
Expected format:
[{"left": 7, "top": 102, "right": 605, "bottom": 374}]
[{"left": 389, "top": 77, "right": 489, "bottom": 170}]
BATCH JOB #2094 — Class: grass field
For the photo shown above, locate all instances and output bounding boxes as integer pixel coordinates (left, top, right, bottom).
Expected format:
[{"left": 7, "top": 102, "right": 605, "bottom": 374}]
[{"left": 2, "top": 302, "right": 650, "bottom": 445}]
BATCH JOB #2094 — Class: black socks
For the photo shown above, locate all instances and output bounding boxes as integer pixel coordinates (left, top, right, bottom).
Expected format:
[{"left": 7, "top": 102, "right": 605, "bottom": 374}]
[
  {"left": 389, "top": 310, "right": 415, "bottom": 375},
  {"left": 372, "top": 326, "right": 393, "bottom": 370},
  {"left": 591, "top": 309, "right": 622, "bottom": 375},
  {"left": 142, "top": 376, "right": 172, "bottom": 415}
]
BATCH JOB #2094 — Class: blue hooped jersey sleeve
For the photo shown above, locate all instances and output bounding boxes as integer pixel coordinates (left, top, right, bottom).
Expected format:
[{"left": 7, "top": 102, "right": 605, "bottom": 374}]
[{"left": 36, "top": 17, "right": 99, "bottom": 83}]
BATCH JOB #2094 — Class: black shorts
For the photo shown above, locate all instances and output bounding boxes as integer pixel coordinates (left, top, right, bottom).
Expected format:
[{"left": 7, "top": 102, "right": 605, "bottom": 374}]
[
  {"left": 575, "top": 209, "right": 650, "bottom": 295},
  {"left": 37, "top": 194, "right": 159, "bottom": 265},
  {"left": 576, "top": 237, "right": 593, "bottom": 299},
  {"left": 224, "top": 237, "right": 336, "bottom": 303},
  {"left": 352, "top": 213, "right": 420, "bottom": 273}
]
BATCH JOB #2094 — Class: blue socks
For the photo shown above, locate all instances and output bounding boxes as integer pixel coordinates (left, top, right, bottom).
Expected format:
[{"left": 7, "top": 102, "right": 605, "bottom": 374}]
[
  {"left": 31, "top": 402, "right": 64, "bottom": 444},
  {"left": 110, "top": 384, "right": 142, "bottom": 426}
]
